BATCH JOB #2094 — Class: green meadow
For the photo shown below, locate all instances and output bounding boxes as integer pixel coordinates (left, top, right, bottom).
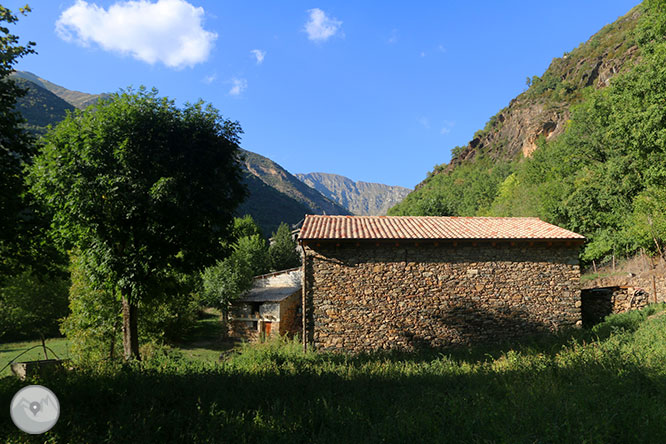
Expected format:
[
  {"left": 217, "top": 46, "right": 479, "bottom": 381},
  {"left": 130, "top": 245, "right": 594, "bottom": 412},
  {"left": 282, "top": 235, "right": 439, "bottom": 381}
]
[{"left": 3, "top": 305, "right": 666, "bottom": 443}]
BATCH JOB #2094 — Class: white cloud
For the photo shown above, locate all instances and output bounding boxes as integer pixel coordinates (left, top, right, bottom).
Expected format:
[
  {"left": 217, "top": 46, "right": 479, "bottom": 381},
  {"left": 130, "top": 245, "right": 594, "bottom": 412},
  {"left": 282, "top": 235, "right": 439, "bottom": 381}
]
[
  {"left": 440, "top": 120, "right": 455, "bottom": 135},
  {"left": 304, "top": 8, "right": 342, "bottom": 42},
  {"left": 56, "top": 0, "right": 217, "bottom": 69},
  {"left": 228, "top": 78, "right": 247, "bottom": 96},
  {"left": 388, "top": 29, "right": 398, "bottom": 44},
  {"left": 250, "top": 49, "right": 265, "bottom": 64},
  {"left": 438, "top": 44, "right": 446, "bottom": 53},
  {"left": 420, "top": 51, "right": 426, "bottom": 57},
  {"left": 203, "top": 73, "right": 216, "bottom": 84},
  {"left": 419, "top": 117, "right": 430, "bottom": 129}
]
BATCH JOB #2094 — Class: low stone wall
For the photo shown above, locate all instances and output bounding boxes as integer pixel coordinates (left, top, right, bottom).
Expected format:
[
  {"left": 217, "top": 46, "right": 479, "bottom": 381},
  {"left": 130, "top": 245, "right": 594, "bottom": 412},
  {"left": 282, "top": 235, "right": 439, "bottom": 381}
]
[
  {"left": 581, "top": 286, "right": 649, "bottom": 326},
  {"left": 230, "top": 320, "right": 258, "bottom": 341},
  {"left": 304, "top": 242, "right": 581, "bottom": 352}
]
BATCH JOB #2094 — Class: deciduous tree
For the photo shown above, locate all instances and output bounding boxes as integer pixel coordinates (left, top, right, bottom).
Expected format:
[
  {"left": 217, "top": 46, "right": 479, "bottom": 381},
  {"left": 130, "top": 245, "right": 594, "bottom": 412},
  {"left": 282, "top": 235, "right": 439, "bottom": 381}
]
[
  {"left": 29, "top": 88, "right": 246, "bottom": 360},
  {"left": 0, "top": 5, "right": 36, "bottom": 274}
]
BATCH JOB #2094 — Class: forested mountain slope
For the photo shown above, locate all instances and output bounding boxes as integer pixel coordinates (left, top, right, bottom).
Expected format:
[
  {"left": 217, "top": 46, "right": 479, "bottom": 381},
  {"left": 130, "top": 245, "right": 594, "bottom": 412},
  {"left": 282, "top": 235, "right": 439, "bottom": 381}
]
[
  {"left": 12, "top": 77, "right": 75, "bottom": 135},
  {"left": 238, "top": 151, "right": 350, "bottom": 235},
  {"left": 11, "top": 71, "right": 108, "bottom": 109},
  {"left": 390, "top": 0, "right": 666, "bottom": 263},
  {"left": 296, "top": 172, "right": 411, "bottom": 215}
]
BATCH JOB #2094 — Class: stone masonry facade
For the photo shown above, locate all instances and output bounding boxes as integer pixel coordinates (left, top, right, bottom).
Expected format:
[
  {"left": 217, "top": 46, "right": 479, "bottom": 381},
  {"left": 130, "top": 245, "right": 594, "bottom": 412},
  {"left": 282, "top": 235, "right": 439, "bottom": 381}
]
[{"left": 304, "top": 242, "right": 581, "bottom": 352}]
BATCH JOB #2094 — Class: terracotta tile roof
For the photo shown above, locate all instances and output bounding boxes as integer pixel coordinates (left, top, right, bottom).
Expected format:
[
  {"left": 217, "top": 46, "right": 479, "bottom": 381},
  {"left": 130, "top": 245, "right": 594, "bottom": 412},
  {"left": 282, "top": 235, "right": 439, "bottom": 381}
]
[{"left": 298, "top": 215, "right": 585, "bottom": 241}]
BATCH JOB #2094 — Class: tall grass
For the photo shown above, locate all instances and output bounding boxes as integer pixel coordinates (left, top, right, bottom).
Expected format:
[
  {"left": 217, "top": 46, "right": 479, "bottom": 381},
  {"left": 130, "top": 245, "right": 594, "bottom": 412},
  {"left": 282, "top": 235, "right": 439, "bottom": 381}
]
[{"left": 2, "top": 305, "right": 666, "bottom": 443}]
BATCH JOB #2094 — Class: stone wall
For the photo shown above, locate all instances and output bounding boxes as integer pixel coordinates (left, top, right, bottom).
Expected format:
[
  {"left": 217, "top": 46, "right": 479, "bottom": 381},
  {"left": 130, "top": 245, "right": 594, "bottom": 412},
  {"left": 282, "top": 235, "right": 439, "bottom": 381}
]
[
  {"left": 230, "top": 319, "right": 259, "bottom": 341},
  {"left": 581, "top": 286, "right": 649, "bottom": 326},
  {"left": 279, "top": 291, "right": 302, "bottom": 336},
  {"left": 304, "top": 242, "right": 581, "bottom": 352}
]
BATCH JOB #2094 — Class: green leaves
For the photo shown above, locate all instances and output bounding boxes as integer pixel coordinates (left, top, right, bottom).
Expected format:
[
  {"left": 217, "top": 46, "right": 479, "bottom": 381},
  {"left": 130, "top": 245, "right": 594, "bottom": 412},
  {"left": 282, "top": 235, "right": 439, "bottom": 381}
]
[
  {"left": 28, "top": 87, "right": 247, "bottom": 304},
  {"left": 269, "top": 223, "right": 301, "bottom": 271},
  {"left": 0, "top": 5, "right": 39, "bottom": 275},
  {"left": 389, "top": 159, "right": 514, "bottom": 217},
  {"left": 393, "top": 10, "right": 666, "bottom": 264}
]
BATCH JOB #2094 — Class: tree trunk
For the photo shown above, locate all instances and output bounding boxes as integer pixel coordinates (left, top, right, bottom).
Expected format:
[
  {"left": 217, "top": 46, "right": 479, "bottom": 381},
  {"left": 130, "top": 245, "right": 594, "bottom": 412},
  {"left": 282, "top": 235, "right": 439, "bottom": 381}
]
[{"left": 122, "top": 296, "right": 140, "bottom": 361}]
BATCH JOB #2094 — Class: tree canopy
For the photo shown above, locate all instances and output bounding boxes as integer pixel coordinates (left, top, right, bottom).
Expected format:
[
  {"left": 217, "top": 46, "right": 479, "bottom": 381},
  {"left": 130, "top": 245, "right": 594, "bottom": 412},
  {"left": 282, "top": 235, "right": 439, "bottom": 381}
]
[
  {"left": 28, "top": 87, "right": 247, "bottom": 359},
  {"left": 0, "top": 5, "right": 36, "bottom": 275},
  {"left": 269, "top": 222, "right": 301, "bottom": 271}
]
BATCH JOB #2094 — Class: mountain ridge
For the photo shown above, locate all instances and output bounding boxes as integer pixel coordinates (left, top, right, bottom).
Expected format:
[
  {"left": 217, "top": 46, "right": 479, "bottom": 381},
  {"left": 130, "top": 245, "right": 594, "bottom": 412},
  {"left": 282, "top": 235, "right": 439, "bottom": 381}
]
[
  {"left": 393, "top": 4, "right": 644, "bottom": 205},
  {"left": 296, "top": 172, "right": 410, "bottom": 216},
  {"left": 389, "top": 1, "right": 666, "bottom": 263},
  {"left": 11, "top": 71, "right": 110, "bottom": 109}
]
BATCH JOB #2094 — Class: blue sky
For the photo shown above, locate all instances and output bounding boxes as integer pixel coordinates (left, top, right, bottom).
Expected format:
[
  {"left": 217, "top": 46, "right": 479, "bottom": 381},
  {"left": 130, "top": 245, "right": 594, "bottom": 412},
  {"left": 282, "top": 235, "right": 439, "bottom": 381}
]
[{"left": 7, "top": 0, "right": 640, "bottom": 188}]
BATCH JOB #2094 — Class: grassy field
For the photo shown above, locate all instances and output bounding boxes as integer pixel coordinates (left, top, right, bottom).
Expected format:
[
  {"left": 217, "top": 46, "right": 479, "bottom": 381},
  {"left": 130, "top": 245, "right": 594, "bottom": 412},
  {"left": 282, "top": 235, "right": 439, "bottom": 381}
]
[
  {"left": 2, "top": 306, "right": 666, "bottom": 443},
  {"left": 0, "top": 309, "right": 229, "bottom": 376},
  {"left": 0, "top": 338, "right": 71, "bottom": 377}
]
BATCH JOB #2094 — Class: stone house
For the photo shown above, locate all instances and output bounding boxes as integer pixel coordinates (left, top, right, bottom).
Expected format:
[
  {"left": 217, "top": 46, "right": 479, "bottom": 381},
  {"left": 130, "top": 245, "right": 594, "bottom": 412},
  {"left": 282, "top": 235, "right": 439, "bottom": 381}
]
[
  {"left": 229, "top": 268, "right": 302, "bottom": 341},
  {"left": 298, "top": 215, "right": 585, "bottom": 352}
]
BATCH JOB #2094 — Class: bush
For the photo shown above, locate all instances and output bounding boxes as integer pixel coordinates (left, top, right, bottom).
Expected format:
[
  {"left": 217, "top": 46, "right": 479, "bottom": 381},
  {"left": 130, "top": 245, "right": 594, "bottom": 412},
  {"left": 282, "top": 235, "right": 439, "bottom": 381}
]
[
  {"left": 0, "top": 267, "right": 69, "bottom": 341},
  {"left": 61, "top": 255, "right": 200, "bottom": 364},
  {"left": 60, "top": 256, "right": 122, "bottom": 363}
]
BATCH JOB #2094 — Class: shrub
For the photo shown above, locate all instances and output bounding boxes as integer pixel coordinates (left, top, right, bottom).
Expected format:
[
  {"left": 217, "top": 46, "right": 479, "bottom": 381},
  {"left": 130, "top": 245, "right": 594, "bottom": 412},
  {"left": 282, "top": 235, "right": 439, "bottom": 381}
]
[
  {"left": 0, "top": 267, "right": 69, "bottom": 341},
  {"left": 61, "top": 255, "right": 200, "bottom": 364}
]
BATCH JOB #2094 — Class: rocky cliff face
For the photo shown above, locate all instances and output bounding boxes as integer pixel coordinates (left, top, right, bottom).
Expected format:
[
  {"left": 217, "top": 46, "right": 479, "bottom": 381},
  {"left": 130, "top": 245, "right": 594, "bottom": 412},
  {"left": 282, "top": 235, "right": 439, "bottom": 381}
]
[
  {"left": 296, "top": 172, "right": 411, "bottom": 216},
  {"left": 242, "top": 152, "right": 350, "bottom": 217},
  {"left": 435, "top": 7, "right": 642, "bottom": 179},
  {"left": 238, "top": 151, "right": 350, "bottom": 235}
]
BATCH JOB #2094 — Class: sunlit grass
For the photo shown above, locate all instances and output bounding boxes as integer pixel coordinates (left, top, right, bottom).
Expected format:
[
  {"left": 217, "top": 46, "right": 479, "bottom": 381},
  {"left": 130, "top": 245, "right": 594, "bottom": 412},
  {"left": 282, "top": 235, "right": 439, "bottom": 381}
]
[{"left": 0, "top": 338, "right": 70, "bottom": 377}]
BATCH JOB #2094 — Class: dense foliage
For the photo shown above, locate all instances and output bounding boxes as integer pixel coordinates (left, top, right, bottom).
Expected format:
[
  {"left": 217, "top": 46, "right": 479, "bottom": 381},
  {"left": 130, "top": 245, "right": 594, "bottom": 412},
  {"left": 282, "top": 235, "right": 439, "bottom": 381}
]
[
  {"left": 61, "top": 254, "right": 200, "bottom": 364},
  {"left": 0, "top": 6, "right": 35, "bottom": 267},
  {"left": 2, "top": 305, "right": 666, "bottom": 443},
  {"left": 269, "top": 222, "right": 301, "bottom": 271},
  {"left": 201, "top": 215, "right": 271, "bottom": 334},
  {"left": 28, "top": 87, "right": 247, "bottom": 359},
  {"left": 389, "top": 159, "right": 514, "bottom": 217},
  {"left": 391, "top": 0, "right": 666, "bottom": 263},
  {"left": 0, "top": 5, "right": 65, "bottom": 280},
  {"left": 493, "top": 36, "right": 666, "bottom": 261},
  {"left": 0, "top": 267, "right": 69, "bottom": 341}
]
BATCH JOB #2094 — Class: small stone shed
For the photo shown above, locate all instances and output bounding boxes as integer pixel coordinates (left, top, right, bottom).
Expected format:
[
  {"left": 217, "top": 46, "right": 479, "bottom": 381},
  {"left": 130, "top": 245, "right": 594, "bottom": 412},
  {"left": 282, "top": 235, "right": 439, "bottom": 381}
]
[
  {"left": 229, "top": 268, "right": 302, "bottom": 341},
  {"left": 298, "top": 215, "right": 586, "bottom": 352}
]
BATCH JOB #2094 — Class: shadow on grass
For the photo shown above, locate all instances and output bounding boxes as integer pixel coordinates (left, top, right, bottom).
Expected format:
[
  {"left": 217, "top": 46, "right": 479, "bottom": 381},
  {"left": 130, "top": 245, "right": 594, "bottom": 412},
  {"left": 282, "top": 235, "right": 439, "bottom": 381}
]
[
  {"left": 3, "top": 305, "right": 665, "bottom": 443},
  {"left": 1, "top": 348, "right": 665, "bottom": 444}
]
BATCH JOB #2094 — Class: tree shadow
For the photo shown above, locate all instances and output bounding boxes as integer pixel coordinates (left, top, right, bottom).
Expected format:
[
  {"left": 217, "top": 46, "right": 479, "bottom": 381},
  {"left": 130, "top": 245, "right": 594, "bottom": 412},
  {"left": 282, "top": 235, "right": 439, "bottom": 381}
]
[{"left": 2, "top": 344, "right": 665, "bottom": 444}]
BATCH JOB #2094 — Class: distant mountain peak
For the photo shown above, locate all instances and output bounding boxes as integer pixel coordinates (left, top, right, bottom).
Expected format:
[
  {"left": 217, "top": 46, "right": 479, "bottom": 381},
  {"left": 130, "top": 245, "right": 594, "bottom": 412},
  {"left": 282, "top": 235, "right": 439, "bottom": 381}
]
[{"left": 296, "top": 172, "right": 411, "bottom": 216}]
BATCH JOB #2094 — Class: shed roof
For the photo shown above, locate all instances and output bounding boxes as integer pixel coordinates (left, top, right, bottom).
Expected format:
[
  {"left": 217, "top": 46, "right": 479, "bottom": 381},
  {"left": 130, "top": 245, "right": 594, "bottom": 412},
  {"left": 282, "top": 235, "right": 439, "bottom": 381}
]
[
  {"left": 239, "top": 285, "right": 301, "bottom": 303},
  {"left": 298, "top": 215, "right": 584, "bottom": 241}
]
